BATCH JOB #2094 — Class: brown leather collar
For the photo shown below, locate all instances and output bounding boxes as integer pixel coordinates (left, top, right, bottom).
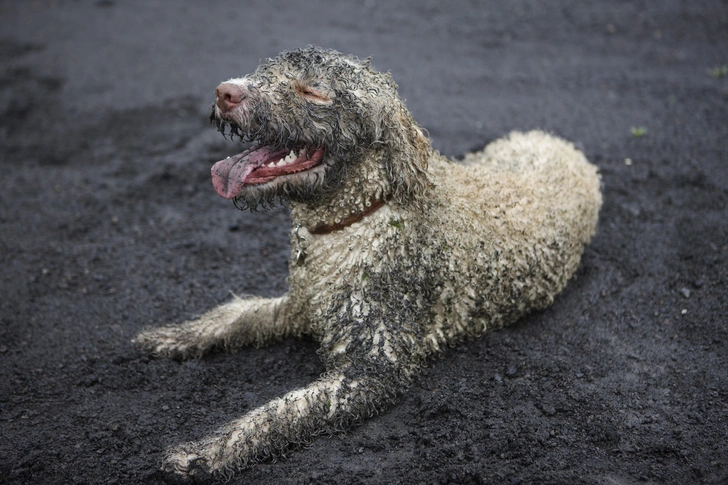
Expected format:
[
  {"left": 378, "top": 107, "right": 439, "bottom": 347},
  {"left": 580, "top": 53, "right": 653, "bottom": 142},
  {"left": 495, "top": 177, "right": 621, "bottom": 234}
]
[{"left": 310, "top": 198, "right": 388, "bottom": 235}]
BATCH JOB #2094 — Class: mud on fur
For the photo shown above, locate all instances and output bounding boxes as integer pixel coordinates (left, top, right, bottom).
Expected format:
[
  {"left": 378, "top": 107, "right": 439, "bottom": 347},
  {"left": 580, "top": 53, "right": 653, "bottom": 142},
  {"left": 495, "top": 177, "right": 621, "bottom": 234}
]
[{"left": 133, "top": 46, "right": 602, "bottom": 481}]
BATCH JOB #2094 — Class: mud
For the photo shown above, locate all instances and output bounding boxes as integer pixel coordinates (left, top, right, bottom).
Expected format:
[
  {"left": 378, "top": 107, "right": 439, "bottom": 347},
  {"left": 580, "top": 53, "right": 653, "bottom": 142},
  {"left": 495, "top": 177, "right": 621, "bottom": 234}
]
[{"left": 1, "top": 1, "right": 726, "bottom": 484}]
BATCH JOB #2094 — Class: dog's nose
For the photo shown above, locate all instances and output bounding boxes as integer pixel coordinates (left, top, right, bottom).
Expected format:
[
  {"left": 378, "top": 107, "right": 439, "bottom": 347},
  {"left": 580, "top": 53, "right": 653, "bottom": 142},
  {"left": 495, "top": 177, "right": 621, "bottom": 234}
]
[{"left": 215, "top": 82, "right": 247, "bottom": 112}]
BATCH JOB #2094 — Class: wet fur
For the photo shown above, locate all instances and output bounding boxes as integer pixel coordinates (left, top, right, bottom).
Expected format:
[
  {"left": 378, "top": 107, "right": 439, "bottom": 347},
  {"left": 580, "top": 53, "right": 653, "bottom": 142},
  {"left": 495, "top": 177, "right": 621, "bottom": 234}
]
[{"left": 133, "top": 46, "right": 602, "bottom": 481}]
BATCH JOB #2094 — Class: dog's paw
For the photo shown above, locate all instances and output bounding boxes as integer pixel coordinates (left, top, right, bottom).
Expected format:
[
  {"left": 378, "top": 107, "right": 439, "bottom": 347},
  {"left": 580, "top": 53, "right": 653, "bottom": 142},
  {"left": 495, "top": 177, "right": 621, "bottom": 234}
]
[
  {"left": 161, "top": 443, "right": 216, "bottom": 484},
  {"left": 132, "top": 326, "right": 202, "bottom": 360}
]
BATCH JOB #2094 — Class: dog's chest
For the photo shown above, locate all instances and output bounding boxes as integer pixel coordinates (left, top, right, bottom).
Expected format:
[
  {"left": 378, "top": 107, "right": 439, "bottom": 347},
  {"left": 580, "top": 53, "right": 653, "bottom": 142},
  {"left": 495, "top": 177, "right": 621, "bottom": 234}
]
[{"left": 287, "top": 206, "right": 408, "bottom": 318}]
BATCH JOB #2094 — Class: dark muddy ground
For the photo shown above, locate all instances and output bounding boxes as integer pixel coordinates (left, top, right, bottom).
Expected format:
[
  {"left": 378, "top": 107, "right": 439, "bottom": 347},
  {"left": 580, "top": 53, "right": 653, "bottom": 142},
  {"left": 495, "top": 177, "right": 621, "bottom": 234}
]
[{"left": 1, "top": 1, "right": 727, "bottom": 484}]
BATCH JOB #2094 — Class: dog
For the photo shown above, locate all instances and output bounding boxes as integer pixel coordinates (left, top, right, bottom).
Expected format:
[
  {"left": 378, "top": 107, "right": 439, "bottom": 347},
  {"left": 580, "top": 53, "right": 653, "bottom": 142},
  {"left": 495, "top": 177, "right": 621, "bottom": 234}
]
[{"left": 134, "top": 46, "right": 602, "bottom": 480}]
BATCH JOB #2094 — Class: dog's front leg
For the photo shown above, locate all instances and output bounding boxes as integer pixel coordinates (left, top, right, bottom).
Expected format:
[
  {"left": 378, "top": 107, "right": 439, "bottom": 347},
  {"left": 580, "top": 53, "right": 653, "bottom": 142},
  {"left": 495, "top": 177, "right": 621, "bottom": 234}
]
[
  {"left": 162, "top": 360, "right": 413, "bottom": 480},
  {"left": 133, "top": 295, "right": 303, "bottom": 359}
]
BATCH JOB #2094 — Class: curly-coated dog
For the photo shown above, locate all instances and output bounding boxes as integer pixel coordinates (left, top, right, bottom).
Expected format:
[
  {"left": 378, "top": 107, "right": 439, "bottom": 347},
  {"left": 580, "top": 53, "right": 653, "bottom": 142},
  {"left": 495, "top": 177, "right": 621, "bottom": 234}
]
[{"left": 134, "top": 46, "right": 602, "bottom": 480}]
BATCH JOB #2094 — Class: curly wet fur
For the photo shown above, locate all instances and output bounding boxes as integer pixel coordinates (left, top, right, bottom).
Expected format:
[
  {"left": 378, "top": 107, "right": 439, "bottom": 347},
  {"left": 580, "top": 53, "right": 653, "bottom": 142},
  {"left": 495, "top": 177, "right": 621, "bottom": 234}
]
[{"left": 133, "top": 46, "right": 602, "bottom": 481}]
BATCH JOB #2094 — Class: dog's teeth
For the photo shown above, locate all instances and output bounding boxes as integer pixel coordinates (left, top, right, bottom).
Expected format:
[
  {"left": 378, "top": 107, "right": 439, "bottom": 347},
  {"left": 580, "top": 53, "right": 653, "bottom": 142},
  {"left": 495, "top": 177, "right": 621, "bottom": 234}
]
[
  {"left": 284, "top": 151, "right": 298, "bottom": 164},
  {"left": 267, "top": 162, "right": 276, "bottom": 168},
  {"left": 275, "top": 151, "right": 297, "bottom": 166}
]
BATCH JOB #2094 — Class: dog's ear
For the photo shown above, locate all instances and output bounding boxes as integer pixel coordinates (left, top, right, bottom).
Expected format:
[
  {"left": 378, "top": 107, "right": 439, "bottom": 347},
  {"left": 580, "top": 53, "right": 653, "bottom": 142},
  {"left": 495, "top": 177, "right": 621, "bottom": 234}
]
[{"left": 377, "top": 103, "right": 434, "bottom": 206}]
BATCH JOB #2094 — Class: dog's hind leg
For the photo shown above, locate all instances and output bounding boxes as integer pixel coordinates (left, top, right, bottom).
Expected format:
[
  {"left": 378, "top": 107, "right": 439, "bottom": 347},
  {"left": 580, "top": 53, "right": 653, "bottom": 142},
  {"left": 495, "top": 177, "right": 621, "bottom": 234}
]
[{"left": 133, "top": 295, "right": 301, "bottom": 359}]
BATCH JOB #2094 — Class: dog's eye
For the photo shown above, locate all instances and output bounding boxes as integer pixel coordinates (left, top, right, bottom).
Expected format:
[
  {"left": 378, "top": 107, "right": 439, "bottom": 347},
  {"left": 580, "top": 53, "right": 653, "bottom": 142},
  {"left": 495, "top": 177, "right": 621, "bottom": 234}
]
[
  {"left": 302, "top": 89, "right": 328, "bottom": 102},
  {"left": 296, "top": 82, "right": 332, "bottom": 104}
]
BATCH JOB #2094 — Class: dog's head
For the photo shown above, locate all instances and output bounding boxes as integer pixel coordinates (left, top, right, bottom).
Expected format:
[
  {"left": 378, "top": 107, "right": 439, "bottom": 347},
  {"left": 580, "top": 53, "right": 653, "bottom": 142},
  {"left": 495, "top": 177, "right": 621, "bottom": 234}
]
[{"left": 210, "top": 46, "right": 433, "bottom": 210}]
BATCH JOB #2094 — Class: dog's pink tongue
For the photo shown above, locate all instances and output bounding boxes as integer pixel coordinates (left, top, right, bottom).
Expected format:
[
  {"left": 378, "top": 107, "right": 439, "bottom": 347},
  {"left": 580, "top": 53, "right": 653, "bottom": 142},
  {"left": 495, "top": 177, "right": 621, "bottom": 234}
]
[{"left": 211, "top": 147, "right": 280, "bottom": 199}]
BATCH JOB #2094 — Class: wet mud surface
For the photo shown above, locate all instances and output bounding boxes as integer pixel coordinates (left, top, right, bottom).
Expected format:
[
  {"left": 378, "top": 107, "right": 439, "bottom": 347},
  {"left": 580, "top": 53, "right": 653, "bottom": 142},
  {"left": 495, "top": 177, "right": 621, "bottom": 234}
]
[{"left": 1, "top": 1, "right": 726, "bottom": 484}]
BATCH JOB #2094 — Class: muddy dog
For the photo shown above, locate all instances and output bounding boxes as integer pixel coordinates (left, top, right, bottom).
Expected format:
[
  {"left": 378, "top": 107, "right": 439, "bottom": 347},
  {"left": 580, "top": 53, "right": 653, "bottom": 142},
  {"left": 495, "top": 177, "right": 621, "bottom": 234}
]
[{"left": 134, "top": 46, "right": 602, "bottom": 480}]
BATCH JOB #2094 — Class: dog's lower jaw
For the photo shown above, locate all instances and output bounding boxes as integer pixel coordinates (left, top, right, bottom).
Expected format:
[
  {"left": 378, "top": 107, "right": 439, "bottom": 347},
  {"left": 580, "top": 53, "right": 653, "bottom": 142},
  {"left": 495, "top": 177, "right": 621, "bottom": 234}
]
[{"left": 289, "top": 149, "right": 394, "bottom": 231}]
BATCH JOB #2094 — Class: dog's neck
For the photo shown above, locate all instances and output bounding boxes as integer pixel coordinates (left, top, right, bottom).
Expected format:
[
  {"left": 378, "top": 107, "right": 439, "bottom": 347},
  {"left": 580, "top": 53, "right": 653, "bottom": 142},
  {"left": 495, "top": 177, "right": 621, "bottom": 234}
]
[
  {"left": 308, "top": 197, "right": 388, "bottom": 234},
  {"left": 290, "top": 151, "right": 392, "bottom": 233}
]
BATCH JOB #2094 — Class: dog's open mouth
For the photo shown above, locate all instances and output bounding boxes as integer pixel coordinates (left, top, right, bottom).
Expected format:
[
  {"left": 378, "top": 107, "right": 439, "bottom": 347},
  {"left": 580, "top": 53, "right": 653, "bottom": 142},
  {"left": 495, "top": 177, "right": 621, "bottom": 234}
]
[{"left": 211, "top": 145, "right": 325, "bottom": 199}]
